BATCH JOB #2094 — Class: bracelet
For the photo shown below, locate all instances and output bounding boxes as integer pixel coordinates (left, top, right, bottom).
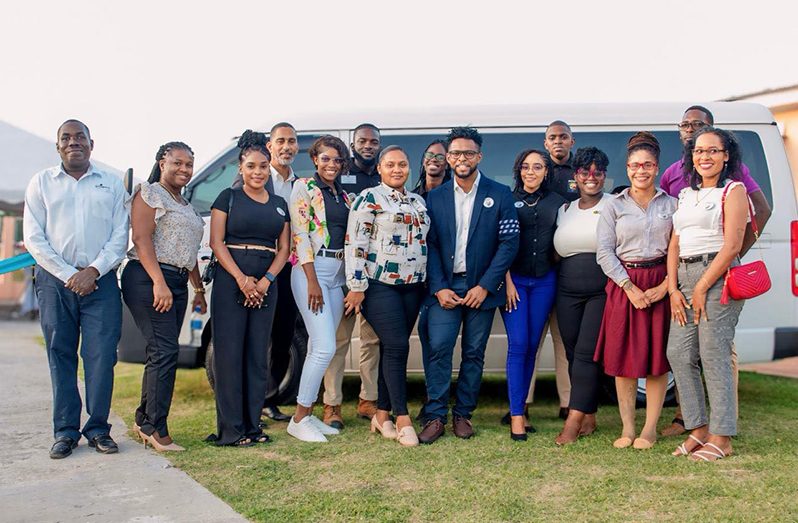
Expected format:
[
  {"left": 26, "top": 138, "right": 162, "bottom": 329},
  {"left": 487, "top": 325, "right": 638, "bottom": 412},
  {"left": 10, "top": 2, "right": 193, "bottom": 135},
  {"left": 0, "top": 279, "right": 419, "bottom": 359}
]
[
  {"left": 619, "top": 279, "right": 632, "bottom": 290},
  {"left": 668, "top": 288, "right": 679, "bottom": 296},
  {"left": 193, "top": 287, "right": 206, "bottom": 294},
  {"left": 264, "top": 272, "right": 276, "bottom": 283}
]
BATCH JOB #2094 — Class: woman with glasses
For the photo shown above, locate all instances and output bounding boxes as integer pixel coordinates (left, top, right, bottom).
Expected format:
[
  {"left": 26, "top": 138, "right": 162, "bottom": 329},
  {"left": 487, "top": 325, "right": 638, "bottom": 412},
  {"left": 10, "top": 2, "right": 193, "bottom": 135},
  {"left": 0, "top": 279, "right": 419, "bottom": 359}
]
[
  {"left": 553, "top": 147, "right": 610, "bottom": 445},
  {"left": 501, "top": 149, "right": 565, "bottom": 441},
  {"left": 666, "top": 128, "right": 748, "bottom": 462},
  {"left": 344, "top": 145, "right": 429, "bottom": 446},
  {"left": 413, "top": 139, "right": 451, "bottom": 197},
  {"left": 594, "top": 132, "right": 676, "bottom": 450},
  {"left": 207, "top": 130, "right": 291, "bottom": 447},
  {"left": 287, "top": 135, "right": 352, "bottom": 443}
]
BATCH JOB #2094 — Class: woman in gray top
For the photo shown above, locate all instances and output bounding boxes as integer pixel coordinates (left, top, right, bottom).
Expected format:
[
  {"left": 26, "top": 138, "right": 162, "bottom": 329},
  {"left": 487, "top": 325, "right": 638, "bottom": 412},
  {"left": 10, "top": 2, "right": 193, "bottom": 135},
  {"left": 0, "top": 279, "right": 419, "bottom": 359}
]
[{"left": 121, "top": 142, "right": 206, "bottom": 452}]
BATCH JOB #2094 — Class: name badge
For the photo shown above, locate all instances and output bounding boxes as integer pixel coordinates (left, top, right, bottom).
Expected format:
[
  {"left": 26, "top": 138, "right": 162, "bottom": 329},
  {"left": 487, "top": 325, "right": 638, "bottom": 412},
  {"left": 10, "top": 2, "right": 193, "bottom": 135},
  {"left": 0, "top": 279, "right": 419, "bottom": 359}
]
[
  {"left": 705, "top": 202, "right": 716, "bottom": 210},
  {"left": 483, "top": 197, "right": 494, "bottom": 208},
  {"left": 340, "top": 174, "right": 357, "bottom": 185},
  {"left": 276, "top": 207, "right": 286, "bottom": 217},
  {"left": 514, "top": 201, "right": 524, "bottom": 208}
]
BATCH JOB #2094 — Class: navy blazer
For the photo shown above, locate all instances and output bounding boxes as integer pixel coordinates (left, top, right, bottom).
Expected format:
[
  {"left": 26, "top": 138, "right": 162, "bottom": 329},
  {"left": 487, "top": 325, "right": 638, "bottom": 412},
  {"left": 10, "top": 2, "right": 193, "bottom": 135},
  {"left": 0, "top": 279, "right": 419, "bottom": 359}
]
[{"left": 425, "top": 173, "right": 520, "bottom": 310}]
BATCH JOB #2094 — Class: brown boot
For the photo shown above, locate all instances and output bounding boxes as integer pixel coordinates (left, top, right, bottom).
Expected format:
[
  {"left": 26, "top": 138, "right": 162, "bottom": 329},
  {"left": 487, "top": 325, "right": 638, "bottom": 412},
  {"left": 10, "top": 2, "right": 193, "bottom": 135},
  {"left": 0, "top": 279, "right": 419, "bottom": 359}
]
[
  {"left": 323, "top": 404, "right": 344, "bottom": 430},
  {"left": 357, "top": 398, "right": 377, "bottom": 419}
]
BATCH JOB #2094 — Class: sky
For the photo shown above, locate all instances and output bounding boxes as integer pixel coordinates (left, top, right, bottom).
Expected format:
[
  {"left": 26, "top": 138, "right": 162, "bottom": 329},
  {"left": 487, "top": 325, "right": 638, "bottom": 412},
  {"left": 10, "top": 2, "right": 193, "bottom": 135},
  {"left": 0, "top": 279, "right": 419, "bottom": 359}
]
[{"left": 2, "top": 0, "right": 797, "bottom": 177}]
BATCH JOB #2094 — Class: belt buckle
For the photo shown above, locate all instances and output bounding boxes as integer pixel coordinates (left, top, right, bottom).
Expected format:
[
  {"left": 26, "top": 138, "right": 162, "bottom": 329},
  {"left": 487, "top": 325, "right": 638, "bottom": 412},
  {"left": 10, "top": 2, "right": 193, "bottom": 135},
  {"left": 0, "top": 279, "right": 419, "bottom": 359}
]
[{"left": 335, "top": 250, "right": 344, "bottom": 260}]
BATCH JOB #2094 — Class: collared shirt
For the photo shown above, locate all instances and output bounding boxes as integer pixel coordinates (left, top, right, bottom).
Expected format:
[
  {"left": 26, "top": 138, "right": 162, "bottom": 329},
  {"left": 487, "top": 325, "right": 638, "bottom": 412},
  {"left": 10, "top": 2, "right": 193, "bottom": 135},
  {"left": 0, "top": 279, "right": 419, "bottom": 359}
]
[
  {"left": 660, "top": 159, "right": 760, "bottom": 197},
  {"left": 345, "top": 183, "right": 429, "bottom": 291},
  {"left": 511, "top": 188, "right": 567, "bottom": 277},
  {"left": 596, "top": 188, "right": 676, "bottom": 285},
  {"left": 23, "top": 163, "right": 129, "bottom": 282},
  {"left": 549, "top": 153, "right": 579, "bottom": 202},
  {"left": 270, "top": 164, "right": 296, "bottom": 203},
  {"left": 453, "top": 171, "right": 482, "bottom": 273},
  {"left": 316, "top": 174, "right": 349, "bottom": 250},
  {"left": 339, "top": 161, "right": 380, "bottom": 198}
]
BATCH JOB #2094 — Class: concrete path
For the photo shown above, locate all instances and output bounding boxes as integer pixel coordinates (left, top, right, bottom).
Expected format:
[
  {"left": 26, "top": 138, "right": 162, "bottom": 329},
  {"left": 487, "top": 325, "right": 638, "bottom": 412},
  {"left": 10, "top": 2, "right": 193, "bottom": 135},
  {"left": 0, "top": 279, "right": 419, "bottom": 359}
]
[
  {"left": 741, "top": 356, "right": 798, "bottom": 379},
  {"left": 0, "top": 320, "right": 246, "bottom": 523}
]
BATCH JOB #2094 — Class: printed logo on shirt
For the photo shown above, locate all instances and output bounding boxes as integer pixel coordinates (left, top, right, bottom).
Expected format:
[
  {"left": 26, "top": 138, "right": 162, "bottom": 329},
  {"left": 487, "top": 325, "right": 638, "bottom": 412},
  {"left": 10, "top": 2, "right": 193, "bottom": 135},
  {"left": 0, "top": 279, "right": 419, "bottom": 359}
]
[
  {"left": 567, "top": 180, "right": 578, "bottom": 193},
  {"left": 95, "top": 183, "right": 110, "bottom": 190},
  {"left": 483, "top": 197, "right": 494, "bottom": 208}
]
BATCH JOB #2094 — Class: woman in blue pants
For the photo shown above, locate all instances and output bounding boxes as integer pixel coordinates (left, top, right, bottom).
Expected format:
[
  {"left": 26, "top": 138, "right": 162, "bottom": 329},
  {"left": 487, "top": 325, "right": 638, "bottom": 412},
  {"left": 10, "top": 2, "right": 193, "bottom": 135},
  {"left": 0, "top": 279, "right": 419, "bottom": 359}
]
[{"left": 501, "top": 149, "right": 566, "bottom": 440}]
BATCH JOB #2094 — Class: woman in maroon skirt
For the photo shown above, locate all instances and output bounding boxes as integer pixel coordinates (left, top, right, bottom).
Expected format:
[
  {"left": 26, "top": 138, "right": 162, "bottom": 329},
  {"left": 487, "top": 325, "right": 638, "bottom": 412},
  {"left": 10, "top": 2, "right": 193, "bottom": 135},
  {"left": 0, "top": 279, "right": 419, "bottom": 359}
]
[{"left": 595, "top": 131, "right": 676, "bottom": 450}]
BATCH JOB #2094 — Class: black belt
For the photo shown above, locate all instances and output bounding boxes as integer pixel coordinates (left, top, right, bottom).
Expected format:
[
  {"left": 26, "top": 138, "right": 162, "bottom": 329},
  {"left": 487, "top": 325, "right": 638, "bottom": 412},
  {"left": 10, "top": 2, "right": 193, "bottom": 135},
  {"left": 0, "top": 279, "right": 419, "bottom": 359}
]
[
  {"left": 453, "top": 272, "right": 467, "bottom": 277},
  {"left": 680, "top": 252, "right": 719, "bottom": 265},
  {"left": 317, "top": 248, "right": 344, "bottom": 260},
  {"left": 621, "top": 257, "right": 665, "bottom": 269},
  {"left": 130, "top": 259, "right": 189, "bottom": 275}
]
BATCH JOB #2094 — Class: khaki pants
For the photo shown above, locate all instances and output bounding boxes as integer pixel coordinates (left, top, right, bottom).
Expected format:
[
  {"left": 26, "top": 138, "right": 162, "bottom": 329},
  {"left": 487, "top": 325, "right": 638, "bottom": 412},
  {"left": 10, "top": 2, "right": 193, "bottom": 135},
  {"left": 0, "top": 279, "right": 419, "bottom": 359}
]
[
  {"left": 528, "top": 311, "right": 571, "bottom": 407},
  {"left": 322, "top": 312, "right": 380, "bottom": 405}
]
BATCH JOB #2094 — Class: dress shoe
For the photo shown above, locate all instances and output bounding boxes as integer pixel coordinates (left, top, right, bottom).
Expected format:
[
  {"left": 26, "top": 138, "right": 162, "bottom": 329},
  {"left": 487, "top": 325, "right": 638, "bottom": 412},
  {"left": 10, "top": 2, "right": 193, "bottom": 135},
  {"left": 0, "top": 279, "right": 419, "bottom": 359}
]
[
  {"left": 287, "top": 416, "right": 327, "bottom": 443},
  {"left": 263, "top": 405, "right": 291, "bottom": 422},
  {"left": 418, "top": 418, "right": 445, "bottom": 444},
  {"left": 510, "top": 432, "right": 528, "bottom": 442},
  {"left": 503, "top": 412, "right": 536, "bottom": 433},
  {"left": 142, "top": 432, "right": 185, "bottom": 452},
  {"left": 357, "top": 398, "right": 378, "bottom": 419},
  {"left": 323, "top": 404, "right": 344, "bottom": 430},
  {"left": 396, "top": 425, "right": 419, "bottom": 447},
  {"left": 452, "top": 415, "right": 474, "bottom": 439},
  {"left": 49, "top": 436, "right": 78, "bottom": 459},
  {"left": 661, "top": 417, "right": 687, "bottom": 437},
  {"left": 307, "top": 414, "right": 340, "bottom": 435},
  {"left": 88, "top": 434, "right": 119, "bottom": 454},
  {"left": 370, "top": 416, "right": 398, "bottom": 439}
]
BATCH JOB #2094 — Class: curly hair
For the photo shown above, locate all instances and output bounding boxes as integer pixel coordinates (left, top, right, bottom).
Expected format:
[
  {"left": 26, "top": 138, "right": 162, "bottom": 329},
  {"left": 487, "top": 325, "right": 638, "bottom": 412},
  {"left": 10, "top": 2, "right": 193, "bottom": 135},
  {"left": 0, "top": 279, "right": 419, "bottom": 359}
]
[
  {"left": 147, "top": 141, "right": 194, "bottom": 183},
  {"left": 511, "top": 149, "right": 553, "bottom": 192},
  {"left": 237, "top": 129, "right": 271, "bottom": 163},
  {"left": 626, "top": 131, "right": 660, "bottom": 163},
  {"left": 683, "top": 127, "right": 742, "bottom": 190},
  {"left": 573, "top": 146, "right": 609, "bottom": 172},
  {"left": 446, "top": 126, "right": 483, "bottom": 150},
  {"left": 308, "top": 135, "right": 350, "bottom": 173}
]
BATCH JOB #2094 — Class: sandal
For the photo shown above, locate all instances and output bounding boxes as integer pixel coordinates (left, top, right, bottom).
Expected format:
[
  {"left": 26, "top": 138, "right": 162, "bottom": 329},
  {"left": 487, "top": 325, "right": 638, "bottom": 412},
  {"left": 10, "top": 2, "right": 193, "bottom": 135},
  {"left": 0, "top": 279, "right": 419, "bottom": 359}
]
[
  {"left": 673, "top": 434, "right": 705, "bottom": 457},
  {"left": 252, "top": 433, "right": 271, "bottom": 444},
  {"left": 227, "top": 437, "right": 255, "bottom": 447},
  {"left": 691, "top": 442, "right": 732, "bottom": 462}
]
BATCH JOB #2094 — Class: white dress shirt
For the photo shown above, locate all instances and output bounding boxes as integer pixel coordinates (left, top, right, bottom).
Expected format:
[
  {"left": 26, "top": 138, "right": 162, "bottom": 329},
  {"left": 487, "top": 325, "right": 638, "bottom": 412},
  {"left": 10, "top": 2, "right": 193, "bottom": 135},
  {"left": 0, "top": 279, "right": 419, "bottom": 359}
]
[
  {"left": 23, "top": 163, "right": 130, "bottom": 282},
  {"left": 270, "top": 164, "right": 296, "bottom": 203},
  {"left": 453, "top": 171, "right": 481, "bottom": 273}
]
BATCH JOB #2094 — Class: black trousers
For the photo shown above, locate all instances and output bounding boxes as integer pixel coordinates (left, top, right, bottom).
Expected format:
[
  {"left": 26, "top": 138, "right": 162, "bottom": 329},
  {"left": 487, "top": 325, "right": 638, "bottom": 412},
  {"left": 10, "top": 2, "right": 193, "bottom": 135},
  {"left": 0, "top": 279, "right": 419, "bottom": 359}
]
[
  {"left": 362, "top": 281, "right": 423, "bottom": 416},
  {"left": 265, "top": 263, "right": 297, "bottom": 406},
  {"left": 121, "top": 260, "right": 188, "bottom": 437},
  {"left": 211, "top": 249, "right": 277, "bottom": 445},
  {"left": 555, "top": 254, "right": 607, "bottom": 414}
]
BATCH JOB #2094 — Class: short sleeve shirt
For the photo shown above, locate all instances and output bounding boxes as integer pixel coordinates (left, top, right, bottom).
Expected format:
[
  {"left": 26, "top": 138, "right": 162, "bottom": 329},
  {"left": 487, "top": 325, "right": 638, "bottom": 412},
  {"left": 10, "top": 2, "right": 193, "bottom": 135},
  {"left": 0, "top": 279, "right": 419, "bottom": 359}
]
[
  {"left": 660, "top": 159, "right": 760, "bottom": 197},
  {"left": 211, "top": 188, "right": 288, "bottom": 249}
]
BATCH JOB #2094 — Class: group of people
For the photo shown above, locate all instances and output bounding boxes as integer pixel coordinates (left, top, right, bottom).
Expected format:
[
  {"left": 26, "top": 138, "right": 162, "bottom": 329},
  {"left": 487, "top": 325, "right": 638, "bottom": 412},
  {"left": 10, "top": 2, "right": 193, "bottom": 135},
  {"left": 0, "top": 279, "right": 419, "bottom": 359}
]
[{"left": 23, "top": 104, "right": 770, "bottom": 461}]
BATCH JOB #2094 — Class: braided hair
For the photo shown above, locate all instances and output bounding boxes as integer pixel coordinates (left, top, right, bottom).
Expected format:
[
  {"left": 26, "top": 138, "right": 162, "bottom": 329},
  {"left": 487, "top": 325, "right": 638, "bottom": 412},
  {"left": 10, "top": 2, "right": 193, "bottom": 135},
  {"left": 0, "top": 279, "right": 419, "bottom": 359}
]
[
  {"left": 238, "top": 129, "right": 271, "bottom": 162},
  {"left": 148, "top": 141, "right": 194, "bottom": 183}
]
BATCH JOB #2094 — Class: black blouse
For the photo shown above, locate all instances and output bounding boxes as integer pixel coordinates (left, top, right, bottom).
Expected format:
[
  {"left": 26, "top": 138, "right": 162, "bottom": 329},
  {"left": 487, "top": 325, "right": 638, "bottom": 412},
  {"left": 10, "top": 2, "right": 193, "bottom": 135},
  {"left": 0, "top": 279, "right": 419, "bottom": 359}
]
[
  {"left": 315, "top": 174, "right": 349, "bottom": 250},
  {"left": 211, "top": 188, "right": 289, "bottom": 249},
  {"left": 510, "top": 188, "right": 567, "bottom": 277}
]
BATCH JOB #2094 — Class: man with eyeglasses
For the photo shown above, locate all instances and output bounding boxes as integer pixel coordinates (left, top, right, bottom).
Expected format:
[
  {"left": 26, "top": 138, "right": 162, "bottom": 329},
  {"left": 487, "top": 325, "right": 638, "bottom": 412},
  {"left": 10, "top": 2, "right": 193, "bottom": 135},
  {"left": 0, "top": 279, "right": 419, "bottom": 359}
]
[
  {"left": 658, "top": 105, "right": 772, "bottom": 438},
  {"left": 419, "top": 126, "right": 520, "bottom": 444},
  {"left": 544, "top": 120, "right": 579, "bottom": 202},
  {"left": 321, "top": 123, "right": 383, "bottom": 429}
]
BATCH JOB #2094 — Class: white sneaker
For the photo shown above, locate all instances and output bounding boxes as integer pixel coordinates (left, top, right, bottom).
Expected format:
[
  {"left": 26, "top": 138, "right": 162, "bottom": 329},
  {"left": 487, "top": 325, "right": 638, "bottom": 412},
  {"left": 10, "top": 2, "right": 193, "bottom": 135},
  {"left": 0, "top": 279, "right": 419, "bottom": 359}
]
[
  {"left": 307, "top": 415, "right": 340, "bottom": 435},
  {"left": 287, "top": 416, "right": 327, "bottom": 442}
]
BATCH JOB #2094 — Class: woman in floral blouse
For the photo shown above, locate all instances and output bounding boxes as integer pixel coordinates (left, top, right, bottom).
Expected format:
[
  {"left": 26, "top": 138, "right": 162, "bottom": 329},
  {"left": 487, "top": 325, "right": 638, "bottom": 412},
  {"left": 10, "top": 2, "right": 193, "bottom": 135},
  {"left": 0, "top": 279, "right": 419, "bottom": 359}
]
[{"left": 344, "top": 145, "right": 430, "bottom": 446}]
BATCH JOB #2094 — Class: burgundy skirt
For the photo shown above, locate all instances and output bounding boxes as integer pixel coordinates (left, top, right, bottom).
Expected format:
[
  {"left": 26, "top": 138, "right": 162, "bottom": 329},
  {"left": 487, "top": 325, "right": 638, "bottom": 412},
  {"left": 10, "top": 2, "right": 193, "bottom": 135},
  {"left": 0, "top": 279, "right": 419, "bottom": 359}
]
[{"left": 594, "top": 262, "right": 671, "bottom": 378}]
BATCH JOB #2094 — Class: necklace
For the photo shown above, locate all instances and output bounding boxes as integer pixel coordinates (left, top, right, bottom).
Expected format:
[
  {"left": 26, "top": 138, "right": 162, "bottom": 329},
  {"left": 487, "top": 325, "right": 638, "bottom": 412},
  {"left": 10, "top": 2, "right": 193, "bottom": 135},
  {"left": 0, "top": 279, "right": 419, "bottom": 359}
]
[
  {"left": 523, "top": 194, "right": 542, "bottom": 207},
  {"left": 694, "top": 187, "right": 716, "bottom": 206},
  {"left": 158, "top": 182, "right": 184, "bottom": 204}
]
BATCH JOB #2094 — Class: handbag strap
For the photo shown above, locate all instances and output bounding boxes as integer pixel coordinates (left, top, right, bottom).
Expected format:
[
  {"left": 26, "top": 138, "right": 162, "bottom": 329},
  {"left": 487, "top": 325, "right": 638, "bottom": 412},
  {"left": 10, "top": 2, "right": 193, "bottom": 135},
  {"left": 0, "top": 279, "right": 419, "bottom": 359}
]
[{"left": 720, "top": 181, "right": 757, "bottom": 239}]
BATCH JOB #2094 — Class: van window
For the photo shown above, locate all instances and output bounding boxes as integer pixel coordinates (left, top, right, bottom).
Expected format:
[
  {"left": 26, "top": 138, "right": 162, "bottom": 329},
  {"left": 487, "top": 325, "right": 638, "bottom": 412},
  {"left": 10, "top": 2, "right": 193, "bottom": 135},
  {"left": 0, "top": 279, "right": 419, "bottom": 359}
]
[
  {"left": 188, "top": 134, "right": 324, "bottom": 215},
  {"left": 382, "top": 130, "right": 772, "bottom": 204}
]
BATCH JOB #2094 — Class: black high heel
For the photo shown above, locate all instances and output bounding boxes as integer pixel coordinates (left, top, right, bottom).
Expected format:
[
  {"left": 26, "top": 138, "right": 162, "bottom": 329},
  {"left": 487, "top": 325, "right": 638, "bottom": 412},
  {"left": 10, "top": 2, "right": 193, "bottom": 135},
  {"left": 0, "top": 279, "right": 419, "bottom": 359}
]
[{"left": 510, "top": 432, "right": 528, "bottom": 442}]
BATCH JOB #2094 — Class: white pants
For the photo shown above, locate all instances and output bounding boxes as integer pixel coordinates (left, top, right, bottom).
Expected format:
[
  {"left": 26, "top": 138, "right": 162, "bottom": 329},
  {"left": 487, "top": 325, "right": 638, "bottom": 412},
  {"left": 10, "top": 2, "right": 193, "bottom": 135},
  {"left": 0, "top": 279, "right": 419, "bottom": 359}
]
[{"left": 291, "top": 257, "right": 345, "bottom": 408}]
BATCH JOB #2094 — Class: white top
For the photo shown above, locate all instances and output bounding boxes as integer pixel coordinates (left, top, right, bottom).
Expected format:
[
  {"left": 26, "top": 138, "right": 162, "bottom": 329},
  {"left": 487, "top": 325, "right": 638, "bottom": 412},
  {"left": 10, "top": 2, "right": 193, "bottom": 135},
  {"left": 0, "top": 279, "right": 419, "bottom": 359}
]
[
  {"left": 23, "top": 163, "right": 129, "bottom": 282},
  {"left": 553, "top": 193, "right": 608, "bottom": 258},
  {"left": 673, "top": 181, "right": 749, "bottom": 257},
  {"left": 270, "top": 164, "right": 296, "bottom": 204},
  {"left": 453, "top": 171, "right": 481, "bottom": 273}
]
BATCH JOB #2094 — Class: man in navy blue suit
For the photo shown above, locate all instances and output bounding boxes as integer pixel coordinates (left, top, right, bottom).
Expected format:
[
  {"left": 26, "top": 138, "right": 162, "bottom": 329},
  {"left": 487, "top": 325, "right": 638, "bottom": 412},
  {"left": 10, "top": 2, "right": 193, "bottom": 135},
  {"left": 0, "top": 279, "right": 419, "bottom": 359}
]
[{"left": 418, "top": 127, "right": 520, "bottom": 444}]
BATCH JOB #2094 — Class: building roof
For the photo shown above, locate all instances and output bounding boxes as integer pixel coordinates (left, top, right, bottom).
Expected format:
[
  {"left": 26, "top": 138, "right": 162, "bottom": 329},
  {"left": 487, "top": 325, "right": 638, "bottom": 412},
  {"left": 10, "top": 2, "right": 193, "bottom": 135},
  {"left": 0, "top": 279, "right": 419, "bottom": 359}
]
[{"left": 723, "top": 84, "right": 798, "bottom": 111}]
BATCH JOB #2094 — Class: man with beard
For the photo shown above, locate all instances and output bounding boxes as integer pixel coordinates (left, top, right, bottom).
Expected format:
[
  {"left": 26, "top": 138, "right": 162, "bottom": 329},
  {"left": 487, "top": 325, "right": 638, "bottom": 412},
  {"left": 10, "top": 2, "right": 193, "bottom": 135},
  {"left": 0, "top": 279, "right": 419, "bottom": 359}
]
[
  {"left": 419, "top": 126, "right": 519, "bottom": 444},
  {"left": 24, "top": 119, "right": 129, "bottom": 458},
  {"left": 261, "top": 122, "right": 299, "bottom": 422},
  {"left": 321, "top": 123, "right": 382, "bottom": 428}
]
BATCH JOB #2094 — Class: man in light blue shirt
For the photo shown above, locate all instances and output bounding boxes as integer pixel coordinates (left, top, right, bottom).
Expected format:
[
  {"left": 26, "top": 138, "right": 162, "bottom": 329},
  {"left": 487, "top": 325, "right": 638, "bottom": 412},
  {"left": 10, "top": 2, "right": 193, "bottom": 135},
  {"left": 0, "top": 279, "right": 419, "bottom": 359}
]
[{"left": 23, "top": 119, "right": 129, "bottom": 459}]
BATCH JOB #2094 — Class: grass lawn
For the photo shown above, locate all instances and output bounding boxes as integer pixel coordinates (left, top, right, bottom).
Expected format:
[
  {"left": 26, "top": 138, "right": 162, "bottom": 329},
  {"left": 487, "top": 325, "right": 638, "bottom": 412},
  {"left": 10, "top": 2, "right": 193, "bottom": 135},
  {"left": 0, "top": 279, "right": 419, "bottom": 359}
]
[{"left": 111, "top": 364, "right": 798, "bottom": 522}]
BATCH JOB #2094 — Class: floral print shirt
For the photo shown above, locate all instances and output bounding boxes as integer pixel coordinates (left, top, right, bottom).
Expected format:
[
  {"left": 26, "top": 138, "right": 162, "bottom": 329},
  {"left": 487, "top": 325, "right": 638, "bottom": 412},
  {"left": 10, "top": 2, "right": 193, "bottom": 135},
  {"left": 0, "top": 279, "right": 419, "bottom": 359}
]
[
  {"left": 345, "top": 183, "right": 429, "bottom": 291},
  {"left": 289, "top": 175, "right": 352, "bottom": 265}
]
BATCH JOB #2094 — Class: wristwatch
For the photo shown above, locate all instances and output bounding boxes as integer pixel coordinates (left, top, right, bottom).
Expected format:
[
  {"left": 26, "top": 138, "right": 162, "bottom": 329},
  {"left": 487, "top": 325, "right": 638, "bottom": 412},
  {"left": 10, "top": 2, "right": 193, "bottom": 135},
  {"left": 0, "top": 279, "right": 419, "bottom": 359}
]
[
  {"left": 620, "top": 279, "right": 633, "bottom": 291},
  {"left": 265, "top": 272, "right": 276, "bottom": 283}
]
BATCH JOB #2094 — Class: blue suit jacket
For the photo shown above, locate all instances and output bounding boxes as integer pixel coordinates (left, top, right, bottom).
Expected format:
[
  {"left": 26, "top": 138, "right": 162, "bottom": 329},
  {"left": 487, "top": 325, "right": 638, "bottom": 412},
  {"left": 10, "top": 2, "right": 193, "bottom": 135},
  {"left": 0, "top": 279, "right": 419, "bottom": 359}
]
[{"left": 425, "top": 174, "right": 520, "bottom": 310}]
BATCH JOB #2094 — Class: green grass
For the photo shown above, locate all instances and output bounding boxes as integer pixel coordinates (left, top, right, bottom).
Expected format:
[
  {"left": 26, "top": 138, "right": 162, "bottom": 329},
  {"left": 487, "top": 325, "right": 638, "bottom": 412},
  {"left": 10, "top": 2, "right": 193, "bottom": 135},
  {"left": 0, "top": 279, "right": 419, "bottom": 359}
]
[{"left": 111, "top": 365, "right": 798, "bottom": 523}]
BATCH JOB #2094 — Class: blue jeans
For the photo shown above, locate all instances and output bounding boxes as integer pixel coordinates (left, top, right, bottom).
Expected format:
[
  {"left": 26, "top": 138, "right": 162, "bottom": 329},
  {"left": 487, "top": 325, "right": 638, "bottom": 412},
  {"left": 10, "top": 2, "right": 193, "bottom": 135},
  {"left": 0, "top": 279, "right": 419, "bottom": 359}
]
[
  {"left": 500, "top": 270, "right": 557, "bottom": 416},
  {"left": 424, "top": 275, "right": 496, "bottom": 422},
  {"left": 34, "top": 267, "right": 122, "bottom": 441}
]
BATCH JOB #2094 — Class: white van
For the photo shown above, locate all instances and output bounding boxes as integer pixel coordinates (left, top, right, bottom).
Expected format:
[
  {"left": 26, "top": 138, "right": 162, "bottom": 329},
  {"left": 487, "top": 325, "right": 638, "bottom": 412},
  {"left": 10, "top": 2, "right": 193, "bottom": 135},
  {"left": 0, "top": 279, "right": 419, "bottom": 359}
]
[{"left": 118, "top": 102, "right": 798, "bottom": 404}]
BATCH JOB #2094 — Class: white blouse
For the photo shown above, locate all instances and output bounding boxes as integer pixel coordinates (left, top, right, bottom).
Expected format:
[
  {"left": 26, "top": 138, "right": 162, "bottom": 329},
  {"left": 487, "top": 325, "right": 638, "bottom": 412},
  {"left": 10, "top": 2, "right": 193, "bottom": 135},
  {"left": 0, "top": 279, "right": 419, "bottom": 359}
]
[
  {"left": 553, "top": 193, "right": 608, "bottom": 258},
  {"left": 673, "top": 181, "right": 749, "bottom": 258}
]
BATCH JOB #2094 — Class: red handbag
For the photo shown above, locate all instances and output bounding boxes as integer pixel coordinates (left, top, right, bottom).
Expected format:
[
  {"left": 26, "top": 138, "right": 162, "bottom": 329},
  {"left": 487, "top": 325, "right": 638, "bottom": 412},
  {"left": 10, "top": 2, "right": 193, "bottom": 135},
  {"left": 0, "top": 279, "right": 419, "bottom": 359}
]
[{"left": 719, "top": 183, "right": 771, "bottom": 304}]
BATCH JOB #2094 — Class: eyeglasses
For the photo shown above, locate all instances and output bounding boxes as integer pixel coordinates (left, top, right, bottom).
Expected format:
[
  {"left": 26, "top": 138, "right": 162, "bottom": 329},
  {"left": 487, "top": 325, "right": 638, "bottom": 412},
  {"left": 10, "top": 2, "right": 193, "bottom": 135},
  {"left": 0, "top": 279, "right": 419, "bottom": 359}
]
[
  {"left": 520, "top": 163, "right": 546, "bottom": 173},
  {"left": 318, "top": 155, "right": 345, "bottom": 165},
  {"left": 677, "top": 120, "right": 709, "bottom": 131},
  {"left": 423, "top": 152, "right": 446, "bottom": 162},
  {"left": 575, "top": 169, "right": 606, "bottom": 180},
  {"left": 627, "top": 161, "right": 657, "bottom": 171},
  {"left": 447, "top": 150, "right": 479, "bottom": 160},
  {"left": 692, "top": 148, "right": 726, "bottom": 157}
]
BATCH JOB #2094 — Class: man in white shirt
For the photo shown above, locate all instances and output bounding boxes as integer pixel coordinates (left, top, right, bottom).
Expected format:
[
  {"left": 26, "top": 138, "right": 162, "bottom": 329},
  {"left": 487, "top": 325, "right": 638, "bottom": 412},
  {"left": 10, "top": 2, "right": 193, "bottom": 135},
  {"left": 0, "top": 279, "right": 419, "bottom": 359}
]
[
  {"left": 23, "top": 120, "right": 129, "bottom": 459},
  {"left": 262, "top": 122, "right": 298, "bottom": 422}
]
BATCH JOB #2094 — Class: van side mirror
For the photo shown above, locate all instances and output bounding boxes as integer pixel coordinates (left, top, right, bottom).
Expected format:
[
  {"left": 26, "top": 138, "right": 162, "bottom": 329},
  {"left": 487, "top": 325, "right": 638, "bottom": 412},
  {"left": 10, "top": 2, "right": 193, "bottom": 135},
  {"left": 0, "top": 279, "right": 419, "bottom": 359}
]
[{"left": 124, "top": 168, "right": 134, "bottom": 194}]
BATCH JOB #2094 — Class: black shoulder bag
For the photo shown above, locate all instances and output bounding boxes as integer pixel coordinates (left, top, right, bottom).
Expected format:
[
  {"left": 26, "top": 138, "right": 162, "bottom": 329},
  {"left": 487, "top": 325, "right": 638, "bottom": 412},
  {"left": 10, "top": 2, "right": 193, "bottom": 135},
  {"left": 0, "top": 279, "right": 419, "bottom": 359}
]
[{"left": 201, "top": 189, "right": 235, "bottom": 284}]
